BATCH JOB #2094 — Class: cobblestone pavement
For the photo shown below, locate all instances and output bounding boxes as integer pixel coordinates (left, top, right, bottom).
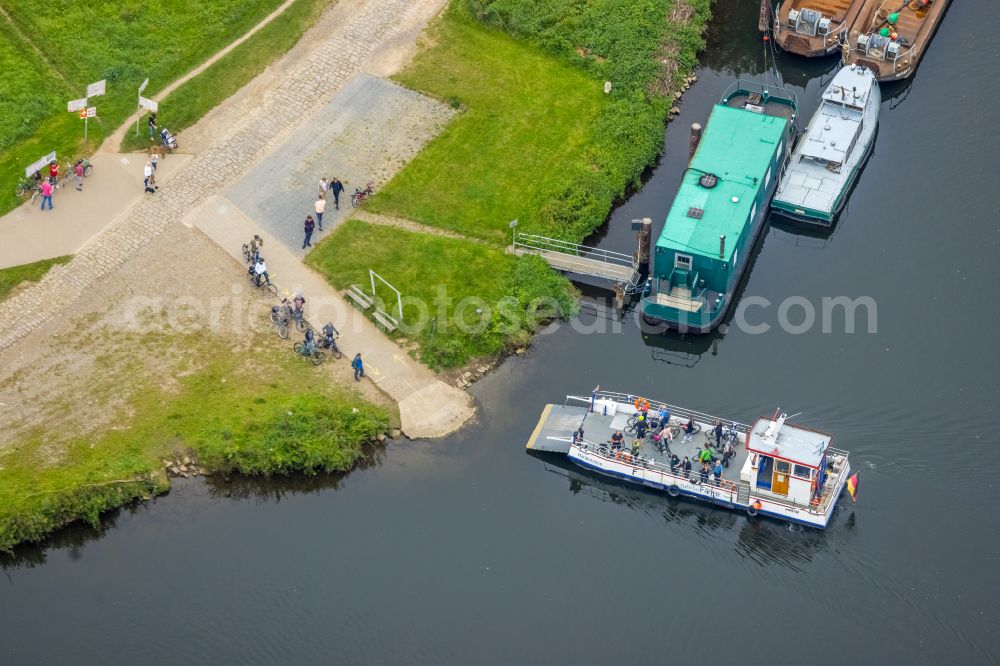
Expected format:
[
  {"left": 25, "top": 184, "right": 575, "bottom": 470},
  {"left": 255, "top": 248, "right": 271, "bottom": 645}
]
[
  {"left": 0, "top": 0, "right": 433, "bottom": 352},
  {"left": 226, "top": 73, "right": 454, "bottom": 256},
  {"left": 0, "top": 0, "right": 471, "bottom": 438}
]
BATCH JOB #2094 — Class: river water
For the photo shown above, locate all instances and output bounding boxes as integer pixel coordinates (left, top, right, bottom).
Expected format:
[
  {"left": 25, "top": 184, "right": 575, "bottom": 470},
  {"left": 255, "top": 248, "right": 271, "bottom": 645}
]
[{"left": 2, "top": 2, "right": 997, "bottom": 664}]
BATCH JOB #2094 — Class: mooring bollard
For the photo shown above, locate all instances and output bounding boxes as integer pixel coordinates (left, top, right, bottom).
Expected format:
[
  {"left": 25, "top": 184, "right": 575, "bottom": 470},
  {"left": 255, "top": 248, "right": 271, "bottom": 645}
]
[{"left": 689, "top": 123, "right": 703, "bottom": 162}]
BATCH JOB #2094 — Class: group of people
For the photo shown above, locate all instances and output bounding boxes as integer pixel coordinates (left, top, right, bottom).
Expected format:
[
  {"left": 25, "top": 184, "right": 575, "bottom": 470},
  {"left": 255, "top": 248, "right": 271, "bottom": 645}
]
[
  {"left": 33, "top": 159, "right": 88, "bottom": 210},
  {"left": 304, "top": 177, "right": 345, "bottom": 249},
  {"left": 605, "top": 402, "right": 736, "bottom": 488}
]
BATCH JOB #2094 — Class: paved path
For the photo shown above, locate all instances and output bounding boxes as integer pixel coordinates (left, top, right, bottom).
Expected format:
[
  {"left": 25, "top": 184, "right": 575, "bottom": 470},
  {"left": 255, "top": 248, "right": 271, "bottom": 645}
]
[
  {"left": 0, "top": 153, "right": 190, "bottom": 269},
  {"left": 0, "top": 0, "right": 469, "bottom": 438},
  {"left": 226, "top": 73, "right": 453, "bottom": 256}
]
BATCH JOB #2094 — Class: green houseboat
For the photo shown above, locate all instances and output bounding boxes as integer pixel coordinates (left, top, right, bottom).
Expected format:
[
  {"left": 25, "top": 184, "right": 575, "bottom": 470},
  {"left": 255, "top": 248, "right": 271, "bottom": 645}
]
[{"left": 640, "top": 81, "right": 798, "bottom": 333}]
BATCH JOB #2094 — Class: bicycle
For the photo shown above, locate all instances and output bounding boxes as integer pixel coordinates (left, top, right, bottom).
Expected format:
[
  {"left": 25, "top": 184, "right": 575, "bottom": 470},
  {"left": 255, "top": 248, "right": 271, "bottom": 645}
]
[
  {"left": 60, "top": 158, "right": 93, "bottom": 187},
  {"left": 351, "top": 181, "right": 375, "bottom": 207},
  {"left": 293, "top": 341, "right": 325, "bottom": 365},
  {"left": 317, "top": 332, "right": 343, "bottom": 359},
  {"left": 269, "top": 304, "right": 289, "bottom": 339},
  {"left": 276, "top": 297, "right": 307, "bottom": 332},
  {"left": 704, "top": 423, "right": 741, "bottom": 452},
  {"left": 247, "top": 266, "right": 278, "bottom": 296},
  {"left": 15, "top": 177, "right": 41, "bottom": 203}
]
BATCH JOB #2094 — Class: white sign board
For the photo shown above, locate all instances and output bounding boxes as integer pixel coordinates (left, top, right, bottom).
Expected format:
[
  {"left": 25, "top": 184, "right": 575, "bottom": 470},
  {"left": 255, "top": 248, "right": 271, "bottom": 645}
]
[
  {"left": 86, "top": 79, "right": 107, "bottom": 98},
  {"left": 85, "top": 106, "right": 97, "bottom": 118},
  {"left": 138, "top": 78, "right": 149, "bottom": 94},
  {"left": 138, "top": 96, "right": 158, "bottom": 112},
  {"left": 67, "top": 97, "right": 87, "bottom": 112},
  {"left": 25, "top": 151, "right": 57, "bottom": 179}
]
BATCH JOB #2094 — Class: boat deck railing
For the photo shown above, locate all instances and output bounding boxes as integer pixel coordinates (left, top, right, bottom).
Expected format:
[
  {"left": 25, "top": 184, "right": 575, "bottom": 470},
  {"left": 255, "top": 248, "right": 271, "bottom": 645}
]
[
  {"left": 722, "top": 79, "right": 798, "bottom": 111},
  {"left": 567, "top": 391, "right": 752, "bottom": 434}
]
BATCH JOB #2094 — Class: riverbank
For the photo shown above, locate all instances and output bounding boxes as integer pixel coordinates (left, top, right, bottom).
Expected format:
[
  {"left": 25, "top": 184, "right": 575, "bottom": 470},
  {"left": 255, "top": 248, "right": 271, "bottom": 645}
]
[
  {"left": 0, "top": 0, "right": 332, "bottom": 215},
  {"left": 309, "top": 0, "right": 711, "bottom": 366},
  {"left": 0, "top": 223, "right": 393, "bottom": 552},
  {"left": 0, "top": 256, "right": 70, "bottom": 302}
]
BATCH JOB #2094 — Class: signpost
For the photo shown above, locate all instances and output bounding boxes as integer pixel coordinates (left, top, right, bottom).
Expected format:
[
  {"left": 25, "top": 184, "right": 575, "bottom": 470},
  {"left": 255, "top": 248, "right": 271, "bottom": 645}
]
[
  {"left": 136, "top": 78, "right": 150, "bottom": 138},
  {"left": 67, "top": 80, "right": 106, "bottom": 145}
]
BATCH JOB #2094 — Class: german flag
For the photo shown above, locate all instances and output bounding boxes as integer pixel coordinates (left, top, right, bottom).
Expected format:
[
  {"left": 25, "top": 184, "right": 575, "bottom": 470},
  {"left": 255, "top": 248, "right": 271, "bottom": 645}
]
[{"left": 846, "top": 473, "right": 860, "bottom": 503}]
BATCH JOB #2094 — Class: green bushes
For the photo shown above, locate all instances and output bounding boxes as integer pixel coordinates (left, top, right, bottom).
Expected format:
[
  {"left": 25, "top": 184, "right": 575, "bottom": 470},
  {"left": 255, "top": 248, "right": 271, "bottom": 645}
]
[{"left": 465, "top": 0, "right": 711, "bottom": 240}]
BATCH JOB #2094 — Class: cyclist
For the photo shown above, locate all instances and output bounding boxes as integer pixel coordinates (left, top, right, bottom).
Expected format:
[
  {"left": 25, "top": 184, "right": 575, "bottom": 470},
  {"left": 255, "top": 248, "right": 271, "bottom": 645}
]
[
  {"left": 302, "top": 328, "right": 317, "bottom": 354},
  {"left": 321, "top": 322, "right": 339, "bottom": 347},
  {"left": 253, "top": 257, "right": 270, "bottom": 286},
  {"left": 292, "top": 294, "right": 306, "bottom": 318}
]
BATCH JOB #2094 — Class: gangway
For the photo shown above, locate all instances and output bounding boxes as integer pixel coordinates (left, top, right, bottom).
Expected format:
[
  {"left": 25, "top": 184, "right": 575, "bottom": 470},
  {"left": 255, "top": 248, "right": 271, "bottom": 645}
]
[{"left": 510, "top": 232, "right": 641, "bottom": 288}]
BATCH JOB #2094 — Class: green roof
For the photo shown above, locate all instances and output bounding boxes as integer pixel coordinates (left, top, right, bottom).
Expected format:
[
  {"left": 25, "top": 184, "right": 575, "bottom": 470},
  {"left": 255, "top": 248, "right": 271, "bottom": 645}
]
[{"left": 656, "top": 104, "right": 787, "bottom": 260}]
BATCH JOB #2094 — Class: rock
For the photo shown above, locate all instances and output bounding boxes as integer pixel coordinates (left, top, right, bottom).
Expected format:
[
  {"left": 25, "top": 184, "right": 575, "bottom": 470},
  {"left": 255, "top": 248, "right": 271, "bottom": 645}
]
[
  {"left": 162, "top": 459, "right": 172, "bottom": 468},
  {"left": 515, "top": 348, "right": 526, "bottom": 355},
  {"left": 670, "top": 106, "right": 680, "bottom": 115},
  {"left": 181, "top": 472, "right": 190, "bottom": 479},
  {"left": 181, "top": 456, "right": 192, "bottom": 466},
  {"left": 477, "top": 366, "right": 488, "bottom": 374},
  {"left": 376, "top": 433, "right": 387, "bottom": 442},
  {"left": 198, "top": 467, "right": 209, "bottom": 476},
  {"left": 177, "top": 464, "right": 188, "bottom": 473},
  {"left": 389, "top": 429, "right": 402, "bottom": 439},
  {"left": 168, "top": 466, "right": 180, "bottom": 476}
]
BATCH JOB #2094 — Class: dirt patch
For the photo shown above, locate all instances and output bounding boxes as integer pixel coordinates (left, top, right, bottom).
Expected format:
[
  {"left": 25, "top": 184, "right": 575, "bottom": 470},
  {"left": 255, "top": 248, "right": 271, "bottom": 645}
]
[{"left": 0, "top": 221, "right": 395, "bottom": 462}]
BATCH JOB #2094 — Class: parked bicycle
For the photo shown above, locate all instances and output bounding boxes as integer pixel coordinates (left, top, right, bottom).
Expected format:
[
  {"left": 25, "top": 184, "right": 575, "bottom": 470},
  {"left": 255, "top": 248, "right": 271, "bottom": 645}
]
[
  {"left": 351, "top": 181, "right": 375, "bottom": 207},
  {"left": 705, "top": 422, "right": 741, "bottom": 452},
  {"left": 15, "top": 176, "right": 42, "bottom": 202},
  {"left": 269, "top": 304, "right": 289, "bottom": 339}
]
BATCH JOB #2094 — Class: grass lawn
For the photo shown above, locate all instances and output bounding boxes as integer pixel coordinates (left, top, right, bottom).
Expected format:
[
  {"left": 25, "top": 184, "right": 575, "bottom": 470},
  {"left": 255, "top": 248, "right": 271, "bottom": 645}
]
[
  {"left": 366, "top": 5, "right": 606, "bottom": 243},
  {"left": 307, "top": 220, "right": 579, "bottom": 368},
  {"left": 0, "top": 0, "right": 326, "bottom": 215},
  {"left": 120, "top": 0, "right": 330, "bottom": 153},
  {"left": 0, "top": 255, "right": 72, "bottom": 301},
  {"left": 0, "top": 335, "right": 388, "bottom": 551}
]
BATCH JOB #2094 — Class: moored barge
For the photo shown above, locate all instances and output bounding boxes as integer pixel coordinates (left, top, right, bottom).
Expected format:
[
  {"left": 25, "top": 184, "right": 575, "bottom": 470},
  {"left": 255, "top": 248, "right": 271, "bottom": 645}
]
[
  {"left": 526, "top": 390, "right": 852, "bottom": 529},
  {"left": 772, "top": 0, "right": 868, "bottom": 56},
  {"left": 841, "top": 0, "right": 951, "bottom": 81}
]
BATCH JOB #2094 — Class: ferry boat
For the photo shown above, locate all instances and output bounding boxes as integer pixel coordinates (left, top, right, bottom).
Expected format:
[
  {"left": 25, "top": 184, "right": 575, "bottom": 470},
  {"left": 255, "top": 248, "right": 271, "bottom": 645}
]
[
  {"left": 772, "top": 0, "right": 868, "bottom": 56},
  {"left": 841, "top": 0, "right": 951, "bottom": 82},
  {"left": 526, "top": 390, "right": 852, "bottom": 529},
  {"left": 639, "top": 80, "right": 797, "bottom": 333},
  {"left": 772, "top": 65, "right": 880, "bottom": 225}
]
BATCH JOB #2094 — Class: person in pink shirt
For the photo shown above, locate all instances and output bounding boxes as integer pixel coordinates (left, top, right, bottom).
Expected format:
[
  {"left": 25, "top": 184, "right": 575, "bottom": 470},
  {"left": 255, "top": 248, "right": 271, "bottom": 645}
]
[{"left": 40, "top": 179, "right": 54, "bottom": 210}]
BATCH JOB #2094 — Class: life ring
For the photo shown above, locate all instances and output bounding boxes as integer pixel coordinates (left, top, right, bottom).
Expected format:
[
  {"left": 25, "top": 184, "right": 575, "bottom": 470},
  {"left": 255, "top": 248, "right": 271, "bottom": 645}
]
[
  {"left": 634, "top": 398, "right": 650, "bottom": 412},
  {"left": 746, "top": 499, "right": 762, "bottom": 517},
  {"left": 667, "top": 484, "right": 680, "bottom": 498}
]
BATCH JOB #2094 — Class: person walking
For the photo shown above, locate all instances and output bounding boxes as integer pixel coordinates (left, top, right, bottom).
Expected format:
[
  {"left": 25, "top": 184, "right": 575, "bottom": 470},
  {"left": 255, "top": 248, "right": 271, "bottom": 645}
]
[
  {"left": 148, "top": 112, "right": 157, "bottom": 141},
  {"left": 48, "top": 160, "right": 59, "bottom": 191},
  {"left": 351, "top": 353, "right": 365, "bottom": 381},
  {"left": 151, "top": 152, "right": 159, "bottom": 174},
  {"left": 40, "top": 179, "right": 54, "bottom": 210},
  {"left": 318, "top": 176, "right": 329, "bottom": 199},
  {"left": 302, "top": 215, "right": 315, "bottom": 249},
  {"left": 314, "top": 195, "right": 326, "bottom": 230},
  {"left": 73, "top": 160, "right": 85, "bottom": 191},
  {"left": 330, "top": 177, "right": 344, "bottom": 210},
  {"left": 143, "top": 161, "right": 157, "bottom": 193}
]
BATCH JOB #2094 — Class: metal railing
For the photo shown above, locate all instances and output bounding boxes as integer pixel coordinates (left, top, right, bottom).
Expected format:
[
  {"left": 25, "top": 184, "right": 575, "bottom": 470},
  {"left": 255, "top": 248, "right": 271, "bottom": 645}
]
[
  {"left": 513, "top": 233, "right": 636, "bottom": 268},
  {"left": 722, "top": 79, "right": 798, "bottom": 111},
  {"left": 573, "top": 438, "right": 739, "bottom": 492},
  {"left": 568, "top": 391, "right": 751, "bottom": 434}
]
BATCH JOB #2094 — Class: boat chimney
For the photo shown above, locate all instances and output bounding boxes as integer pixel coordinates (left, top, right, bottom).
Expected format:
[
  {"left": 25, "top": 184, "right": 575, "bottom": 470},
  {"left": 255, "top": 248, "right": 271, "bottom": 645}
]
[
  {"left": 689, "top": 123, "right": 703, "bottom": 162},
  {"left": 719, "top": 234, "right": 726, "bottom": 259}
]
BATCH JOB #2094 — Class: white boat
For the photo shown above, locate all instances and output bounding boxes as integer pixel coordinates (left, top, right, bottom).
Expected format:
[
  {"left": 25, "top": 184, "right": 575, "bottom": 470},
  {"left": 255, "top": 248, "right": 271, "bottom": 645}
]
[
  {"left": 526, "top": 390, "right": 852, "bottom": 529},
  {"left": 772, "top": 64, "right": 880, "bottom": 226}
]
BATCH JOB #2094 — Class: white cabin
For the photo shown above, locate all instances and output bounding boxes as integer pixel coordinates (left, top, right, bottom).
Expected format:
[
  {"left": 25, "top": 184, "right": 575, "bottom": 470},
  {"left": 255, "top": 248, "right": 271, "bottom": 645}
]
[{"left": 741, "top": 413, "right": 832, "bottom": 505}]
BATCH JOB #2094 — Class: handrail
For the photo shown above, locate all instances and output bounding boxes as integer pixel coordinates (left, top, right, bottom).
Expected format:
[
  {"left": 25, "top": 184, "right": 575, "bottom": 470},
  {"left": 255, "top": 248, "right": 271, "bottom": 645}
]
[
  {"left": 514, "top": 233, "right": 635, "bottom": 267},
  {"left": 721, "top": 79, "right": 798, "bottom": 109},
  {"left": 569, "top": 391, "right": 752, "bottom": 433},
  {"left": 573, "top": 440, "right": 739, "bottom": 496}
]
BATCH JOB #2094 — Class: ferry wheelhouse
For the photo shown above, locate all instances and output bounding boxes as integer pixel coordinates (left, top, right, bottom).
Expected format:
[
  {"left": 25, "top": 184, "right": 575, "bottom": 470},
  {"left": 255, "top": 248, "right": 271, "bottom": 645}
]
[
  {"left": 526, "top": 391, "right": 852, "bottom": 529},
  {"left": 639, "top": 81, "right": 797, "bottom": 333}
]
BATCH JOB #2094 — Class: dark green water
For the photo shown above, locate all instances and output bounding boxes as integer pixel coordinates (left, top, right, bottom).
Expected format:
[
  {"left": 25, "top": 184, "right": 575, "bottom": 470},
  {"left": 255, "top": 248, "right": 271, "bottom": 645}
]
[{"left": 2, "top": 2, "right": 998, "bottom": 664}]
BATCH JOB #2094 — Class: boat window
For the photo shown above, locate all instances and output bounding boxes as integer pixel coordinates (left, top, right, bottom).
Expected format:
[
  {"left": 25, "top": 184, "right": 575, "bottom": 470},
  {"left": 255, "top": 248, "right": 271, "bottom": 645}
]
[
  {"left": 764, "top": 166, "right": 771, "bottom": 188},
  {"left": 674, "top": 254, "right": 692, "bottom": 270},
  {"left": 775, "top": 460, "right": 791, "bottom": 474},
  {"left": 793, "top": 464, "right": 812, "bottom": 479},
  {"left": 750, "top": 203, "right": 757, "bottom": 222}
]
